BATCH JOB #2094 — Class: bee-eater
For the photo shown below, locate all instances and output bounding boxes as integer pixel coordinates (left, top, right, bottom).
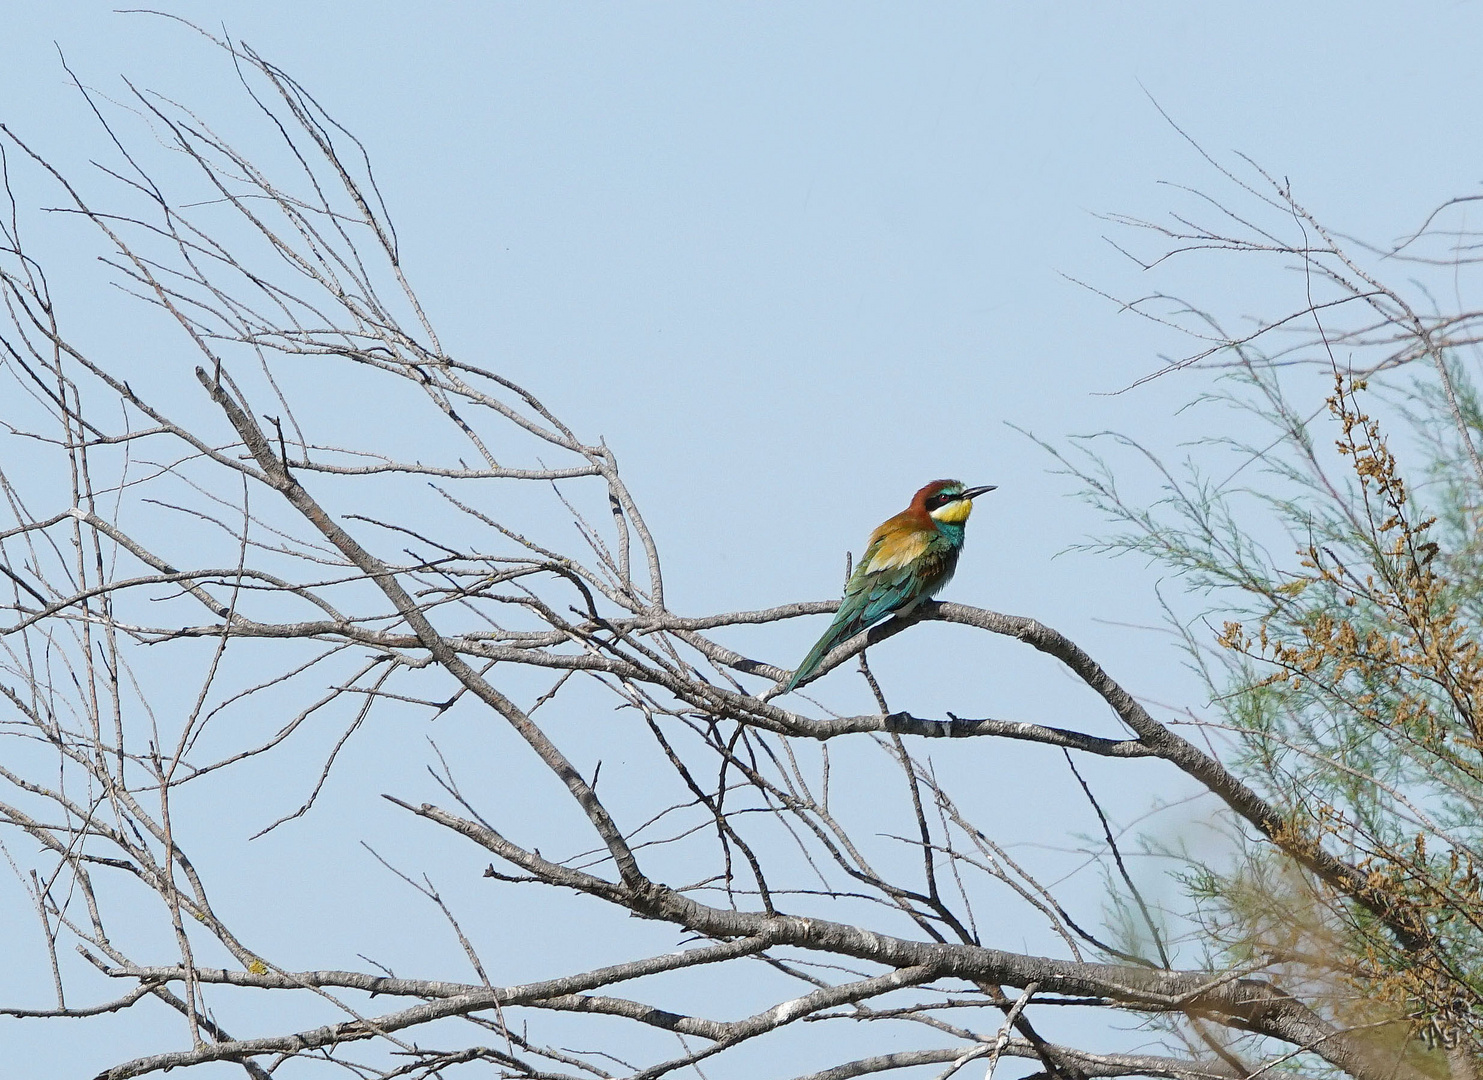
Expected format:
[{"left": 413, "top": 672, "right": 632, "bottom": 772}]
[{"left": 785, "top": 479, "right": 996, "bottom": 691}]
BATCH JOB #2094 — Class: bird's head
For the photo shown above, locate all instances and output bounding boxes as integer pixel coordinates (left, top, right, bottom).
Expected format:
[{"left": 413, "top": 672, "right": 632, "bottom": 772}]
[{"left": 915, "top": 479, "right": 996, "bottom": 526}]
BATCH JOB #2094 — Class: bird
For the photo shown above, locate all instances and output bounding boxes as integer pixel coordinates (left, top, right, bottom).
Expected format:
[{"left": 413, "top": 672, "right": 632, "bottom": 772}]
[{"left": 785, "top": 479, "right": 996, "bottom": 691}]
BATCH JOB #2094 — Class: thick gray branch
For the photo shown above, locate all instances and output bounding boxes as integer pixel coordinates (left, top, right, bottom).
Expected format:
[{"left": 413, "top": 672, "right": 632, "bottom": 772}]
[
  {"left": 791, "top": 1042, "right": 1241, "bottom": 1080},
  {"left": 401, "top": 797, "right": 1423, "bottom": 1080}
]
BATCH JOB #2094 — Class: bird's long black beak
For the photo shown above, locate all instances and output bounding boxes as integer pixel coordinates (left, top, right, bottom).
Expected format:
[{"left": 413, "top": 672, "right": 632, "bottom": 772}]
[{"left": 961, "top": 485, "right": 997, "bottom": 500}]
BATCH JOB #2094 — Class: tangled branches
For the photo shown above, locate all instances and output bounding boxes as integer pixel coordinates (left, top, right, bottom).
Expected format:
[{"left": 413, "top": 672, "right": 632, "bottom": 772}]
[{"left": 0, "top": 23, "right": 1472, "bottom": 1080}]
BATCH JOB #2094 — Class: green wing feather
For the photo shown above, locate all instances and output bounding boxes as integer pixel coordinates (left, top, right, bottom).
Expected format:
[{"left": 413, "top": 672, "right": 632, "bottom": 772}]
[{"left": 785, "top": 537, "right": 957, "bottom": 691}]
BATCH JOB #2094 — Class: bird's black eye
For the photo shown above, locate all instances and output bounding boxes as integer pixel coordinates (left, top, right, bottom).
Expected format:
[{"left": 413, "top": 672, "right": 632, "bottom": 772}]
[{"left": 928, "top": 492, "right": 952, "bottom": 509}]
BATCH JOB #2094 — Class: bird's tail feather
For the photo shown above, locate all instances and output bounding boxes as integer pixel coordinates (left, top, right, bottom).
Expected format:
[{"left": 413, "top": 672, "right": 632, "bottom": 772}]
[{"left": 785, "top": 615, "right": 865, "bottom": 691}]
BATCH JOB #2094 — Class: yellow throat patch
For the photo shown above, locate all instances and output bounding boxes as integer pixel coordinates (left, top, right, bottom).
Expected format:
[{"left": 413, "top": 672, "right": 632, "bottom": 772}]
[{"left": 929, "top": 498, "right": 973, "bottom": 526}]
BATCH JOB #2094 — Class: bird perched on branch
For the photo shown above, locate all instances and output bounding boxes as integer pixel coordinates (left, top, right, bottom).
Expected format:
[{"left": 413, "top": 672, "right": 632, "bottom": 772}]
[{"left": 785, "top": 479, "right": 996, "bottom": 691}]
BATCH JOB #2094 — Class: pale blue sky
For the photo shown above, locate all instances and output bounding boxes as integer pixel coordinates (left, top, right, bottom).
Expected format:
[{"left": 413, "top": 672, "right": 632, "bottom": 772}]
[{"left": 3, "top": 3, "right": 1482, "bottom": 1075}]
